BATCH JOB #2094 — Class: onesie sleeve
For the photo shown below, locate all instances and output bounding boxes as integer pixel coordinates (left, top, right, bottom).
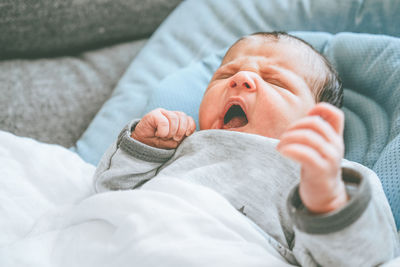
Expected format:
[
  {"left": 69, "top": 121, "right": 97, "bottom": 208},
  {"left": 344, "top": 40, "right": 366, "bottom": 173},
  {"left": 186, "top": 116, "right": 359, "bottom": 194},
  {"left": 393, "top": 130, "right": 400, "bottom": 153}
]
[
  {"left": 93, "top": 119, "right": 175, "bottom": 193},
  {"left": 287, "top": 160, "right": 400, "bottom": 266}
]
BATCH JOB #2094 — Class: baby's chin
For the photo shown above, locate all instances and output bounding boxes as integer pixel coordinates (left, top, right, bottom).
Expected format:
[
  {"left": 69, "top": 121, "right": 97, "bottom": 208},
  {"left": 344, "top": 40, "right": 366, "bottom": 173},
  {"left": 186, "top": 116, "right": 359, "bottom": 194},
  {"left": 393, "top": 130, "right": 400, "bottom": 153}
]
[
  {"left": 200, "top": 121, "right": 272, "bottom": 137},
  {"left": 222, "top": 125, "right": 248, "bottom": 133}
]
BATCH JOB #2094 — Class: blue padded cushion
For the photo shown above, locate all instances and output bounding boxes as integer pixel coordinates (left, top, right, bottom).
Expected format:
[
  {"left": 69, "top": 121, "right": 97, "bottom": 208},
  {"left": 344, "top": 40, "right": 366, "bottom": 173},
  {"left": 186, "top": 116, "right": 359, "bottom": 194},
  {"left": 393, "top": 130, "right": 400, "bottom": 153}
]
[{"left": 73, "top": 0, "right": 400, "bottom": 228}]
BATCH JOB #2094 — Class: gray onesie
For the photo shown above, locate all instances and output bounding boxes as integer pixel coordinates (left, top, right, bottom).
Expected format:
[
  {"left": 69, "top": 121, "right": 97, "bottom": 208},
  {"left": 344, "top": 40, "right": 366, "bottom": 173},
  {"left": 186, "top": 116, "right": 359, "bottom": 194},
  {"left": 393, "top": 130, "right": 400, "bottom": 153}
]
[{"left": 94, "top": 120, "right": 399, "bottom": 266}]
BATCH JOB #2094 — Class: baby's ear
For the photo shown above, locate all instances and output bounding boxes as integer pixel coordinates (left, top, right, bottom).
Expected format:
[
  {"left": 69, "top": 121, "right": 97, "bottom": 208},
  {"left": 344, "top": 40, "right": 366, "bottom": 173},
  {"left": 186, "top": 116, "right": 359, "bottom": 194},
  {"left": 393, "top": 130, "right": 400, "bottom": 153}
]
[{"left": 308, "top": 102, "right": 344, "bottom": 135}]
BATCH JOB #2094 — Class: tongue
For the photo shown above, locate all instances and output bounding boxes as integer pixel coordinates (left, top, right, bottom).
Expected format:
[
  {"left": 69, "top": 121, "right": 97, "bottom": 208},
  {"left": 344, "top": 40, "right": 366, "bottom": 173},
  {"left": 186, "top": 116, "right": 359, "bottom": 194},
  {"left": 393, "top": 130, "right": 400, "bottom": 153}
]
[{"left": 225, "top": 116, "right": 248, "bottom": 128}]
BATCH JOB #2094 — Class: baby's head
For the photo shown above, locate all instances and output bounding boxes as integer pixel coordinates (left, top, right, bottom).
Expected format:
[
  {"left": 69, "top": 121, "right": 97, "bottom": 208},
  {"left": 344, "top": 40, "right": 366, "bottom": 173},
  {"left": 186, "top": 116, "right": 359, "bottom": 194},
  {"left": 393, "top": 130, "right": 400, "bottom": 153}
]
[{"left": 199, "top": 32, "right": 342, "bottom": 139}]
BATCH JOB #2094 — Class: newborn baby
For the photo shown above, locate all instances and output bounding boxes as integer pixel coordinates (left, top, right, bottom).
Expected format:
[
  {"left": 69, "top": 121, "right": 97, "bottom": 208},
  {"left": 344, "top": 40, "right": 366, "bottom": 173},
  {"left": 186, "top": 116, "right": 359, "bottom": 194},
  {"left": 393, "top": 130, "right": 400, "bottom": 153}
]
[
  {"left": 95, "top": 32, "right": 399, "bottom": 266},
  {"left": 133, "top": 32, "right": 345, "bottom": 213}
]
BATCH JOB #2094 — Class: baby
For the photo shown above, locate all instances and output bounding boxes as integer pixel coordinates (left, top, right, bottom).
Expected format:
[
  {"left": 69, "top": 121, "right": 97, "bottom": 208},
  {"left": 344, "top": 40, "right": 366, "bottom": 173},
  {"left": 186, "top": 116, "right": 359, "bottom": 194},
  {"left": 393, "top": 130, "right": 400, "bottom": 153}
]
[{"left": 94, "top": 32, "right": 399, "bottom": 265}]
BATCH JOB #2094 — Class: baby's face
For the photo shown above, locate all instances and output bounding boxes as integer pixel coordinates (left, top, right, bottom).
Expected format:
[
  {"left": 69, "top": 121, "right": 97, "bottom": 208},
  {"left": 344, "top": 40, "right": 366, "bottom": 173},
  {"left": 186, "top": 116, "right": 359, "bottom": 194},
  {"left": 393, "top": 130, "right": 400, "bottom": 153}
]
[{"left": 199, "top": 36, "right": 317, "bottom": 139}]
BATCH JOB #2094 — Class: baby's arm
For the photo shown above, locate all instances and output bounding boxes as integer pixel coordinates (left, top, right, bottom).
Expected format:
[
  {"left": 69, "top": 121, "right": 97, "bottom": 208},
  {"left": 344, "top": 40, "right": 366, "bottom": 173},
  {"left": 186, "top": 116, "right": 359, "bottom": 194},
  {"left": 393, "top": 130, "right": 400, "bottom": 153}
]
[
  {"left": 277, "top": 103, "right": 399, "bottom": 265},
  {"left": 94, "top": 108, "right": 196, "bottom": 192},
  {"left": 277, "top": 102, "right": 347, "bottom": 213}
]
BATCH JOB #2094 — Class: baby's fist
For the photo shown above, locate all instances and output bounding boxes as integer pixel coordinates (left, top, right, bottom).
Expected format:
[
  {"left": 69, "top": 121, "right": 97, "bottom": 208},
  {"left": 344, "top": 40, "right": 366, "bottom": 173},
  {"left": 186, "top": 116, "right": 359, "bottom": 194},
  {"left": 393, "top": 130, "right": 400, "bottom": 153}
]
[{"left": 131, "top": 108, "right": 196, "bottom": 149}]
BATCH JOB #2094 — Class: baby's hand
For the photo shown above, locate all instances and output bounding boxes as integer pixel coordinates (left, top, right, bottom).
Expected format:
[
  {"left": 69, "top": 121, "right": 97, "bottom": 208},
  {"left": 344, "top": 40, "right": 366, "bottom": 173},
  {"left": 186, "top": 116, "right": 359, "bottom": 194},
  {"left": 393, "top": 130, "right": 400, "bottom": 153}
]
[
  {"left": 277, "top": 103, "right": 348, "bottom": 213},
  {"left": 131, "top": 108, "right": 196, "bottom": 149}
]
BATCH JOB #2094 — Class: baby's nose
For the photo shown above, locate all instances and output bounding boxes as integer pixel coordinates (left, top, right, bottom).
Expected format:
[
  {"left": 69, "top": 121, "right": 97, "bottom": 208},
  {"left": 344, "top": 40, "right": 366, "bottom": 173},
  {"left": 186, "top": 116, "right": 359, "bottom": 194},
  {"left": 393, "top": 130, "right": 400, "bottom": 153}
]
[{"left": 229, "top": 71, "right": 256, "bottom": 91}]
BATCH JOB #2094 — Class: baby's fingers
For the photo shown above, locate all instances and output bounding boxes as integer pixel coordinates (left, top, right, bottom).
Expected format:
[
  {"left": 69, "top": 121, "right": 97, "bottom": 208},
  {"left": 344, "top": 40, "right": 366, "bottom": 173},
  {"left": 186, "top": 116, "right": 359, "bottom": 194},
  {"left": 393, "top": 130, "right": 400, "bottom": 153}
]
[
  {"left": 285, "top": 116, "right": 339, "bottom": 146},
  {"left": 277, "top": 129, "right": 340, "bottom": 164},
  {"left": 174, "top": 112, "right": 188, "bottom": 141},
  {"left": 158, "top": 110, "right": 179, "bottom": 139},
  {"left": 308, "top": 103, "right": 344, "bottom": 136},
  {"left": 147, "top": 108, "right": 170, "bottom": 138},
  {"left": 186, "top": 116, "right": 196, "bottom": 136},
  {"left": 175, "top": 113, "right": 197, "bottom": 140},
  {"left": 278, "top": 143, "right": 327, "bottom": 171}
]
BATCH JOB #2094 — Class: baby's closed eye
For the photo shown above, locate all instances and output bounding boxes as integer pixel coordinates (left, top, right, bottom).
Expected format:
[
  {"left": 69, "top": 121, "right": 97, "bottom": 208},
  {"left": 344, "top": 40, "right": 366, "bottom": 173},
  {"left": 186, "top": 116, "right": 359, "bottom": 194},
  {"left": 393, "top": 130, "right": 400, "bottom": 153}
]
[{"left": 263, "top": 77, "right": 286, "bottom": 88}]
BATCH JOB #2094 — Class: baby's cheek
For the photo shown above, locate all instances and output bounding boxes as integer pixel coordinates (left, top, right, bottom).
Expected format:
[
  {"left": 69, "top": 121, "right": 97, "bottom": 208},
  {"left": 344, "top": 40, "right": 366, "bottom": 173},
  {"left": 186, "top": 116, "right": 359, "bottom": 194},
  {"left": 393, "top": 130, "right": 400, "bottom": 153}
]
[
  {"left": 199, "top": 98, "right": 220, "bottom": 130},
  {"left": 198, "top": 104, "right": 212, "bottom": 130}
]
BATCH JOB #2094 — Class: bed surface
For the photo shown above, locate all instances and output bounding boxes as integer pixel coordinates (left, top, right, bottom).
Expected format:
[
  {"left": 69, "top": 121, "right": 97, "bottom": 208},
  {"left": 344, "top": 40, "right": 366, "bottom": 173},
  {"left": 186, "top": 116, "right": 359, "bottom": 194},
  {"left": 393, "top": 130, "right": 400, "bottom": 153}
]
[{"left": 0, "top": 40, "right": 146, "bottom": 147}]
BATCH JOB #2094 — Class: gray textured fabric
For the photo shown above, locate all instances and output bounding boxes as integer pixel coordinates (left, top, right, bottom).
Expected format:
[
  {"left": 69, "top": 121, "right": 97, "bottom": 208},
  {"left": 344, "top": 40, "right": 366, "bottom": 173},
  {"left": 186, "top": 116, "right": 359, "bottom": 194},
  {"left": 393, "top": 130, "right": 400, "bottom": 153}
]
[
  {"left": 0, "top": 39, "right": 146, "bottom": 147},
  {"left": 94, "top": 125, "right": 399, "bottom": 266},
  {"left": 0, "top": 0, "right": 182, "bottom": 58}
]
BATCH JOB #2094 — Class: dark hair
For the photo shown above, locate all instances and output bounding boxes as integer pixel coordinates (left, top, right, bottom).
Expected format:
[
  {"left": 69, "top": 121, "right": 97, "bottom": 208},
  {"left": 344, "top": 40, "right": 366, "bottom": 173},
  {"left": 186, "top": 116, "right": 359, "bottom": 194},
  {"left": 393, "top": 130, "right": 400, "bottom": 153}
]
[{"left": 235, "top": 32, "right": 343, "bottom": 107}]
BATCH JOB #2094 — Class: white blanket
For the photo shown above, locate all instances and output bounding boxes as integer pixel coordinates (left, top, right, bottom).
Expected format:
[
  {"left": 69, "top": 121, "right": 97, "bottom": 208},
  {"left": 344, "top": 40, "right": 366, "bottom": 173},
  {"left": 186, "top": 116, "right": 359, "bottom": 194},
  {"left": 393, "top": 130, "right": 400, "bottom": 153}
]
[{"left": 0, "top": 131, "right": 292, "bottom": 267}]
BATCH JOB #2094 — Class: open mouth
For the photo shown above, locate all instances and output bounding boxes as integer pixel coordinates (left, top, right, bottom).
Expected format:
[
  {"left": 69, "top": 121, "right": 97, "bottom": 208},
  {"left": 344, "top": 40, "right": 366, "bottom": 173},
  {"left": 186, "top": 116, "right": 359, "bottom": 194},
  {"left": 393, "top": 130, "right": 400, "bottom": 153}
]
[{"left": 223, "top": 104, "right": 248, "bottom": 129}]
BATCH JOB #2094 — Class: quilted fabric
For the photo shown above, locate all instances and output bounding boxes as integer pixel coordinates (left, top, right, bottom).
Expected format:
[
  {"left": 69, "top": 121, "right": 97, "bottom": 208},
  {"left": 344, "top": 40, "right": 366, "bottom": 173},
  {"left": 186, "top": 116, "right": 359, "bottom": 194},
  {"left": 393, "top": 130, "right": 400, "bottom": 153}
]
[{"left": 323, "top": 34, "right": 400, "bottom": 230}]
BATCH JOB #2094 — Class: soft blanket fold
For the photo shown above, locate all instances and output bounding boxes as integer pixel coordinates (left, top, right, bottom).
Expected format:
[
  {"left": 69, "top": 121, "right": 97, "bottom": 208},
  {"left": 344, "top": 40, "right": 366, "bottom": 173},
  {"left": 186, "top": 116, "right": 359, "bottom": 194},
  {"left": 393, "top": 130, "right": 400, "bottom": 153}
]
[
  {"left": 0, "top": 130, "right": 290, "bottom": 266},
  {"left": 1, "top": 177, "right": 291, "bottom": 266}
]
